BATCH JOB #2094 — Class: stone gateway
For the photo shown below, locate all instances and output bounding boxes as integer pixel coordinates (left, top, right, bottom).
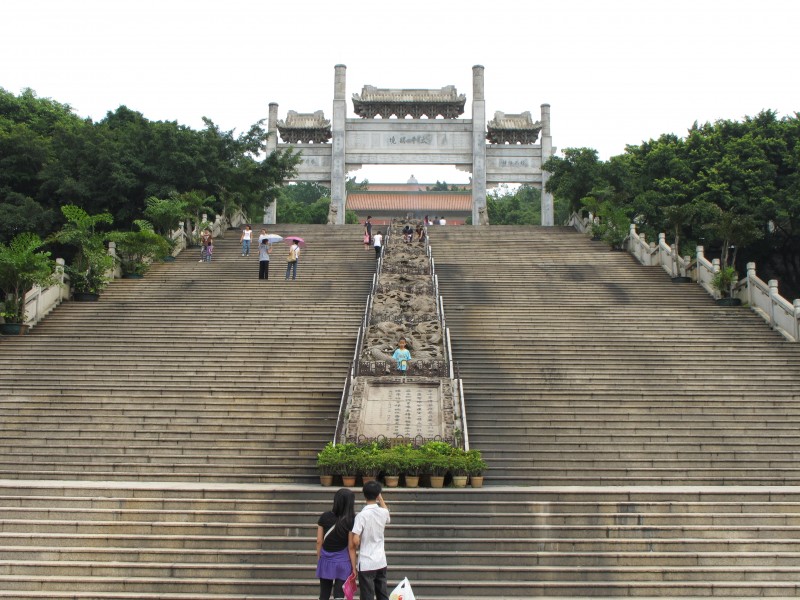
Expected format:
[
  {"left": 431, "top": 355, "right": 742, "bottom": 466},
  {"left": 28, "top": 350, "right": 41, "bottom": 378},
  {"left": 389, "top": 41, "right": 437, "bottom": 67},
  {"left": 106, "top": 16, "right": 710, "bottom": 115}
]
[{"left": 265, "top": 65, "right": 555, "bottom": 226}]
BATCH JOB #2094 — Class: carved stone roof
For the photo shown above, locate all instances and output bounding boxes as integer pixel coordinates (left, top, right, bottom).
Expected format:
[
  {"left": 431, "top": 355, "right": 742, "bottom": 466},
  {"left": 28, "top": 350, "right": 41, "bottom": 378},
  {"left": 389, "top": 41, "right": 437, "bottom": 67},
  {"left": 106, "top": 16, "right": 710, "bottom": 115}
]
[
  {"left": 277, "top": 110, "right": 332, "bottom": 144},
  {"left": 353, "top": 85, "right": 466, "bottom": 119},
  {"left": 486, "top": 111, "right": 542, "bottom": 144}
]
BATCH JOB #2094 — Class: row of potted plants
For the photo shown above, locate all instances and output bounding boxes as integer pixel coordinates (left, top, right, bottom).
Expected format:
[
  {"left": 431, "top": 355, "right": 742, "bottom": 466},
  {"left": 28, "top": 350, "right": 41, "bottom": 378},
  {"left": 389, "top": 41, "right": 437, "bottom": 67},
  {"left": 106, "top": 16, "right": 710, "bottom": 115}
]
[{"left": 316, "top": 441, "right": 487, "bottom": 488}]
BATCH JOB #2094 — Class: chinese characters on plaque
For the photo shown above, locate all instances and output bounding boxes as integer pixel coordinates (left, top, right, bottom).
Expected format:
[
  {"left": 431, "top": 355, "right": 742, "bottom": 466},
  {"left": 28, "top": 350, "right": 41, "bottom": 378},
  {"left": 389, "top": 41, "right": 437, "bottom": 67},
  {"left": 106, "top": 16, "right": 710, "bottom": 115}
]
[{"left": 360, "top": 383, "right": 442, "bottom": 439}]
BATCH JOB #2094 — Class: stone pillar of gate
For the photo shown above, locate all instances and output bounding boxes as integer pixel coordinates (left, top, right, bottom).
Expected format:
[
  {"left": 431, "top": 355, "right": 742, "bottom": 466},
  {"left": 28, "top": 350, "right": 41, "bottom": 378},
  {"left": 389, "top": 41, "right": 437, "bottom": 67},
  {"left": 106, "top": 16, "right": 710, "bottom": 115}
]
[
  {"left": 471, "top": 65, "right": 487, "bottom": 226},
  {"left": 330, "top": 64, "right": 347, "bottom": 225},
  {"left": 540, "top": 103, "right": 554, "bottom": 226},
  {"left": 263, "top": 102, "right": 279, "bottom": 224}
]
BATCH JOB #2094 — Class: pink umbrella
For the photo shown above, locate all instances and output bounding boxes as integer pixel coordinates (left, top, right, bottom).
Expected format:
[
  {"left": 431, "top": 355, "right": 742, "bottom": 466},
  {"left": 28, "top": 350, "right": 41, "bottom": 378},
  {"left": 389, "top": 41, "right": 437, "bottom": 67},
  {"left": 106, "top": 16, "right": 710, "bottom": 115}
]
[{"left": 284, "top": 236, "right": 305, "bottom": 248}]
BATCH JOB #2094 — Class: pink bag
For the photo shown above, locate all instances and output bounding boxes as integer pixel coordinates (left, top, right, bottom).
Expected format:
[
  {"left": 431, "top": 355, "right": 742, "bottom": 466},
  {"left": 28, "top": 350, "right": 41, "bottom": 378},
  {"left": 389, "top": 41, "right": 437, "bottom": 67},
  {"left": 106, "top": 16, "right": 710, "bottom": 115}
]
[
  {"left": 343, "top": 571, "right": 357, "bottom": 600},
  {"left": 363, "top": 233, "right": 370, "bottom": 244}
]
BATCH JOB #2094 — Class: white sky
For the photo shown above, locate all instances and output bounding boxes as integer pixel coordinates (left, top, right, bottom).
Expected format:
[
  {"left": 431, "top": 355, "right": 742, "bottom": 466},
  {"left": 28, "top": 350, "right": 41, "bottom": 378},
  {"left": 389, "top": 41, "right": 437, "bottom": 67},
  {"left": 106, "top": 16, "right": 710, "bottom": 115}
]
[{"left": 2, "top": 0, "right": 798, "bottom": 184}]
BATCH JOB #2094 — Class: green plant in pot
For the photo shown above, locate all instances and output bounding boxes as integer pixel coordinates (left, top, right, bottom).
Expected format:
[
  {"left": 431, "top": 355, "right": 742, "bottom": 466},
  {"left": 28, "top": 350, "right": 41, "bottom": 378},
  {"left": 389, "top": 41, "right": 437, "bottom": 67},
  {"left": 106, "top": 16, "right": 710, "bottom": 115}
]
[
  {"left": 316, "top": 442, "right": 339, "bottom": 482},
  {"left": 356, "top": 443, "right": 383, "bottom": 482},
  {"left": 392, "top": 444, "right": 423, "bottom": 487},
  {"left": 49, "top": 205, "right": 114, "bottom": 298},
  {"left": 464, "top": 449, "right": 487, "bottom": 475},
  {"left": 711, "top": 265, "right": 740, "bottom": 305},
  {"left": 420, "top": 441, "right": 453, "bottom": 487},
  {"left": 449, "top": 449, "right": 470, "bottom": 488},
  {"left": 109, "top": 220, "right": 171, "bottom": 277},
  {"left": 380, "top": 446, "right": 404, "bottom": 487},
  {"left": 336, "top": 443, "right": 362, "bottom": 485},
  {"left": 0, "top": 233, "right": 55, "bottom": 333}
]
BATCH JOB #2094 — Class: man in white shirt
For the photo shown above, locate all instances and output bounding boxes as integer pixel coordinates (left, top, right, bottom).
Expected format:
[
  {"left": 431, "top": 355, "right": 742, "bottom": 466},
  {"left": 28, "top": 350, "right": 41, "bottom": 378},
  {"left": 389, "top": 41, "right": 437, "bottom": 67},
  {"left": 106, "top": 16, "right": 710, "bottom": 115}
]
[
  {"left": 373, "top": 231, "right": 383, "bottom": 260},
  {"left": 350, "top": 481, "right": 390, "bottom": 600}
]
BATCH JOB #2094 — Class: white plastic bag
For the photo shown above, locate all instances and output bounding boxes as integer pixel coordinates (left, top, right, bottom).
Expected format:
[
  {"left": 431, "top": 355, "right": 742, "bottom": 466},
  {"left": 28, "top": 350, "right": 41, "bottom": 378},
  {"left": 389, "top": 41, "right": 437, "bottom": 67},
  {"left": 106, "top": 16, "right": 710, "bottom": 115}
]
[{"left": 389, "top": 577, "right": 416, "bottom": 600}]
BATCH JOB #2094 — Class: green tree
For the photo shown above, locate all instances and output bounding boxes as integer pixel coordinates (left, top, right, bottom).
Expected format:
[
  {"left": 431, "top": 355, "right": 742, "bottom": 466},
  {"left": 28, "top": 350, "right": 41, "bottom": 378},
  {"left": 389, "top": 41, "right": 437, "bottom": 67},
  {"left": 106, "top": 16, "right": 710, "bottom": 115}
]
[
  {"left": 543, "top": 148, "right": 604, "bottom": 213},
  {"left": 48, "top": 205, "right": 114, "bottom": 294},
  {"left": 0, "top": 232, "right": 55, "bottom": 323}
]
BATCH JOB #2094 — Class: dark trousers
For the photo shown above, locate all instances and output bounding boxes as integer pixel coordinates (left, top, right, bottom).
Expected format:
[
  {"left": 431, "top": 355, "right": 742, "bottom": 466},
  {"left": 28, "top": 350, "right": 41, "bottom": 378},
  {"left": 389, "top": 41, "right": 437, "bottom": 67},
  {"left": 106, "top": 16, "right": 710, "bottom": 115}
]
[
  {"left": 259, "top": 260, "right": 269, "bottom": 279},
  {"left": 285, "top": 261, "right": 297, "bottom": 279},
  {"left": 318, "top": 577, "right": 344, "bottom": 600},
  {"left": 358, "top": 567, "right": 388, "bottom": 600},
  {"left": 374, "top": 246, "right": 382, "bottom": 259}
]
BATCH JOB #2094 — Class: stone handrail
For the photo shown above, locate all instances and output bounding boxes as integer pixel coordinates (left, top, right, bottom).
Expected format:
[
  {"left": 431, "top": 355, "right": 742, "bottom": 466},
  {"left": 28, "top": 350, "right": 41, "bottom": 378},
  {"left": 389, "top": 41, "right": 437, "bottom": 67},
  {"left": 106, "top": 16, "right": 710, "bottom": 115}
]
[
  {"left": 16, "top": 259, "right": 69, "bottom": 327},
  {"left": 627, "top": 222, "right": 693, "bottom": 279},
  {"left": 572, "top": 214, "right": 800, "bottom": 343},
  {"left": 13, "top": 213, "right": 235, "bottom": 331}
]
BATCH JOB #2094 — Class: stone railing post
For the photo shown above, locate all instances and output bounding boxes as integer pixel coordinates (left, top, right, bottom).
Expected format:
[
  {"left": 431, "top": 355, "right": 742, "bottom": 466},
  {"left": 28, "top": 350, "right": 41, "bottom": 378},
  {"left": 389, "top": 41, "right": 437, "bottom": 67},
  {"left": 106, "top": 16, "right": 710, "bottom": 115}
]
[
  {"left": 746, "top": 262, "right": 756, "bottom": 307},
  {"left": 711, "top": 258, "right": 721, "bottom": 299},
  {"left": 107, "top": 241, "right": 121, "bottom": 279},
  {"left": 56, "top": 258, "right": 66, "bottom": 303},
  {"left": 768, "top": 279, "right": 779, "bottom": 329},
  {"left": 794, "top": 300, "right": 800, "bottom": 342}
]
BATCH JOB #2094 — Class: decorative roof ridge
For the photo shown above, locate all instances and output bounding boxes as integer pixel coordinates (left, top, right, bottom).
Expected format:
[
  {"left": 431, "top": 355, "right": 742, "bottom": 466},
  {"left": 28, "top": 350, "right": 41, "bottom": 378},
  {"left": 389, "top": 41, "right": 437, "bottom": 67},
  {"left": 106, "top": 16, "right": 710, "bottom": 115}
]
[
  {"left": 487, "top": 111, "right": 541, "bottom": 130},
  {"left": 486, "top": 110, "right": 542, "bottom": 144},
  {"left": 353, "top": 85, "right": 466, "bottom": 104},
  {"left": 277, "top": 110, "right": 331, "bottom": 129}
]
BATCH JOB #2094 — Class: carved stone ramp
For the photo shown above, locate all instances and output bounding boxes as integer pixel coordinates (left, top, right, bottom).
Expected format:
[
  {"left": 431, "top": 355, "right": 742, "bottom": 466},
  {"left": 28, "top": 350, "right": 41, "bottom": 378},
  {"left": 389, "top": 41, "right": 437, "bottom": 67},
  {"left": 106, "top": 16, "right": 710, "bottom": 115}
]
[{"left": 430, "top": 225, "right": 800, "bottom": 487}]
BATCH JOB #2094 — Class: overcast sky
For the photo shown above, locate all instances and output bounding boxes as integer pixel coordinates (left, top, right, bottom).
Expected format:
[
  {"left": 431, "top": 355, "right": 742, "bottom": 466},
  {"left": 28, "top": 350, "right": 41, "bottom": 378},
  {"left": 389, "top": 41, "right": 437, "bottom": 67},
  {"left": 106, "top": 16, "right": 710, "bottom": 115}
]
[{"left": 3, "top": 0, "right": 798, "bottom": 184}]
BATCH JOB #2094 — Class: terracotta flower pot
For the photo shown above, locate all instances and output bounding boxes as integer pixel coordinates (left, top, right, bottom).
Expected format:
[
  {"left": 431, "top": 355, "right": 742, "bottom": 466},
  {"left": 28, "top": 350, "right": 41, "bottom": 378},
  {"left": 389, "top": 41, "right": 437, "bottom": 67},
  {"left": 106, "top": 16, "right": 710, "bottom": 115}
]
[
  {"left": 404, "top": 475, "right": 420, "bottom": 488},
  {"left": 319, "top": 475, "right": 334, "bottom": 487},
  {"left": 452, "top": 475, "right": 468, "bottom": 488},
  {"left": 384, "top": 475, "right": 400, "bottom": 488},
  {"left": 429, "top": 475, "right": 445, "bottom": 488},
  {"left": 470, "top": 476, "right": 484, "bottom": 488},
  {"left": 341, "top": 475, "right": 357, "bottom": 487}
]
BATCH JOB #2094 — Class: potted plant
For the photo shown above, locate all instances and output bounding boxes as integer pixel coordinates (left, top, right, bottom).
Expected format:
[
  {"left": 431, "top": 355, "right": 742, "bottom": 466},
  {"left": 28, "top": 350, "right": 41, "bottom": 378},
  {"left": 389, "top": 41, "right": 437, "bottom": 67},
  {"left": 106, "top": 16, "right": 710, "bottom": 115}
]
[
  {"left": 337, "top": 443, "right": 361, "bottom": 487},
  {"left": 380, "top": 446, "right": 403, "bottom": 488},
  {"left": 711, "top": 265, "right": 741, "bottom": 306},
  {"left": 421, "top": 441, "right": 454, "bottom": 488},
  {"left": 449, "top": 449, "right": 469, "bottom": 488},
  {"left": 464, "top": 449, "right": 488, "bottom": 488},
  {"left": 392, "top": 444, "right": 422, "bottom": 488},
  {"left": 0, "top": 233, "right": 55, "bottom": 335},
  {"left": 109, "top": 220, "right": 171, "bottom": 278},
  {"left": 49, "top": 205, "right": 114, "bottom": 300},
  {"left": 316, "top": 442, "right": 338, "bottom": 486},
  {"left": 356, "top": 443, "right": 382, "bottom": 483}
]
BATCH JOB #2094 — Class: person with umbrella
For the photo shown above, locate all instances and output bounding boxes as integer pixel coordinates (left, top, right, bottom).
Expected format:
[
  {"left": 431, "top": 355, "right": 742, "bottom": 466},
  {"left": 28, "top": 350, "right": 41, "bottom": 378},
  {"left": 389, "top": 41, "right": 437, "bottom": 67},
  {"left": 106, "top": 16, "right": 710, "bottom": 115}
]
[{"left": 285, "top": 237, "right": 302, "bottom": 280}]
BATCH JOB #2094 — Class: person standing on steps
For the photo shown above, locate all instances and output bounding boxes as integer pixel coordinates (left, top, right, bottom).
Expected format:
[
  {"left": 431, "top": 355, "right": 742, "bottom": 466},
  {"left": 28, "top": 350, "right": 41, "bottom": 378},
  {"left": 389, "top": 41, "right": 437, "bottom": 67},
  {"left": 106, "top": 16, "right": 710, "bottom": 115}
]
[
  {"left": 199, "top": 228, "right": 213, "bottom": 262},
  {"left": 364, "top": 216, "right": 373, "bottom": 250},
  {"left": 373, "top": 231, "right": 383, "bottom": 260},
  {"left": 391, "top": 337, "right": 411, "bottom": 377},
  {"left": 285, "top": 239, "right": 300, "bottom": 280},
  {"left": 316, "top": 488, "right": 356, "bottom": 600},
  {"left": 350, "top": 481, "right": 390, "bottom": 600},
  {"left": 240, "top": 225, "right": 252, "bottom": 256},
  {"left": 258, "top": 238, "right": 272, "bottom": 279}
]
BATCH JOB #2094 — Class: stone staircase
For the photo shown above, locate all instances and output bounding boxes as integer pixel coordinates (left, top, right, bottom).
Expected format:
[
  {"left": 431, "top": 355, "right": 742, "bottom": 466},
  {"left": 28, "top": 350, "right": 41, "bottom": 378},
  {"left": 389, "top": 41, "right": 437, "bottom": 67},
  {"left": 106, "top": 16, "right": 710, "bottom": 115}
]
[
  {"left": 1, "top": 224, "right": 800, "bottom": 598},
  {"left": 431, "top": 225, "right": 800, "bottom": 487},
  {"left": 0, "top": 225, "right": 376, "bottom": 484}
]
